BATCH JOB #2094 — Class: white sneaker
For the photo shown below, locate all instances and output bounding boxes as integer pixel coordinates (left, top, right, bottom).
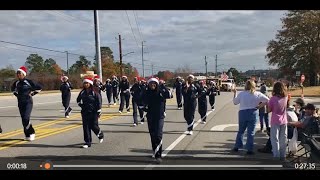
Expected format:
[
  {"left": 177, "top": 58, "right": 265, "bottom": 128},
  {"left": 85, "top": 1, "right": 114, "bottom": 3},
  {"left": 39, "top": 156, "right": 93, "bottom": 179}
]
[
  {"left": 164, "top": 112, "right": 166, "bottom": 117},
  {"left": 29, "top": 134, "right": 35, "bottom": 141},
  {"left": 99, "top": 139, "right": 104, "bottom": 143},
  {"left": 201, "top": 121, "right": 206, "bottom": 124},
  {"left": 140, "top": 122, "right": 144, "bottom": 125},
  {"left": 114, "top": 103, "right": 116, "bottom": 106},
  {"left": 187, "top": 131, "right": 193, "bottom": 135},
  {"left": 82, "top": 144, "right": 89, "bottom": 148},
  {"left": 66, "top": 116, "right": 69, "bottom": 118},
  {"left": 119, "top": 111, "right": 122, "bottom": 114},
  {"left": 151, "top": 154, "right": 155, "bottom": 158},
  {"left": 133, "top": 123, "right": 137, "bottom": 127}
]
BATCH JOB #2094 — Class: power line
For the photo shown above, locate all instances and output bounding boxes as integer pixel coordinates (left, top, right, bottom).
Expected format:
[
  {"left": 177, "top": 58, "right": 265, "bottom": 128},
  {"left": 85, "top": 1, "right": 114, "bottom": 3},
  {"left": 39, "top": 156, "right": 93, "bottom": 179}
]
[
  {"left": 133, "top": 11, "right": 143, "bottom": 42},
  {"left": 0, "top": 40, "right": 95, "bottom": 59},
  {"left": 0, "top": 45, "right": 66, "bottom": 59},
  {"left": 125, "top": 11, "right": 140, "bottom": 48},
  {"left": 54, "top": 10, "right": 107, "bottom": 32},
  {"left": 42, "top": 10, "right": 78, "bottom": 25}
]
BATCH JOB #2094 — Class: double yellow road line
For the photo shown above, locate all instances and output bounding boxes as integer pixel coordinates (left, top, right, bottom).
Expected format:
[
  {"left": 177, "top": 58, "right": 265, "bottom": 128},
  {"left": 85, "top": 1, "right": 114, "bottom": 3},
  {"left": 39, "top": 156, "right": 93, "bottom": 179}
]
[{"left": 0, "top": 112, "right": 119, "bottom": 151}]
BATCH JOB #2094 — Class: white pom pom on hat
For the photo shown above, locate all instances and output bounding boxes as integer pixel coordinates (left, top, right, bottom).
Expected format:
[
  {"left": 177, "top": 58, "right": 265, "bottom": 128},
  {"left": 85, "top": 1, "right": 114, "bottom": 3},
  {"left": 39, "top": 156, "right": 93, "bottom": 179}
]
[
  {"left": 187, "top": 74, "right": 194, "bottom": 79},
  {"left": 83, "top": 77, "right": 93, "bottom": 85},
  {"left": 147, "top": 77, "right": 159, "bottom": 84}
]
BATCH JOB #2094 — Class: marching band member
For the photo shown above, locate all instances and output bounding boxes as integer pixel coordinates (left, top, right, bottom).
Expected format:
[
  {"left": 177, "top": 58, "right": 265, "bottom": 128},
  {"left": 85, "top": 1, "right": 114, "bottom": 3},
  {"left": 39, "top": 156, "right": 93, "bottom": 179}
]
[
  {"left": 173, "top": 76, "right": 183, "bottom": 110},
  {"left": 119, "top": 76, "right": 130, "bottom": 113},
  {"left": 60, "top": 75, "right": 73, "bottom": 118},
  {"left": 104, "top": 79, "right": 113, "bottom": 107},
  {"left": 141, "top": 77, "right": 171, "bottom": 163},
  {"left": 208, "top": 81, "right": 218, "bottom": 111},
  {"left": 197, "top": 80, "right": 208, "bottom": 124},
  {"left": 111, "top": 75, "right": 119, "bottom": 105},
  {"left": 182, "top": 74, "right": 198, "bottom": 135},
  {"left": 77, "top": 77, "right": 104, "bottom": 148},
  {"left": 11, "top": 66, "right": 42, "bottom": 141}
]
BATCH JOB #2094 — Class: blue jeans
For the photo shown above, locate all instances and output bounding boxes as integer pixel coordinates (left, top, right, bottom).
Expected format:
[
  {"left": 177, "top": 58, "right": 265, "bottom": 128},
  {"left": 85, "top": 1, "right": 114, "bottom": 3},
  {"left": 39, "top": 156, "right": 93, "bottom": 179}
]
[
  {"left": 234, "top": 109, "right": 258, "bottom": 152},
  {"left": 259, "top": 113, "right": 269, "bottom": 130},
  {"left": 271, "top": 124, "right": 287, "bottom": 158}
]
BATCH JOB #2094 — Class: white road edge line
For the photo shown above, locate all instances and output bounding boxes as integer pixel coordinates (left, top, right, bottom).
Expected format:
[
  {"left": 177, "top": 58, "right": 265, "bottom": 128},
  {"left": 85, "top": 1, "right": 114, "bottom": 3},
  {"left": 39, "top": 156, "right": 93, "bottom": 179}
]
[
  {"left": 163, "top": 109, "right": 214, "bottom": 157},
  {"left": 210, "top": 123, "right": 263, "bottom": 131},
  {"left": 144, "top": 109, "right": 215, "bottom": 170}
]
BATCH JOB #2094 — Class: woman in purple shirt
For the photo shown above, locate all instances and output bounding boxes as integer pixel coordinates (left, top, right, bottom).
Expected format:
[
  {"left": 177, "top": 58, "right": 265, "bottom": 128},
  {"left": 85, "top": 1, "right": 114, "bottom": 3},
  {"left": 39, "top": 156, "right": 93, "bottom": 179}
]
[{"left": 268, "top": 82, "right": 288, "bottom": 160}]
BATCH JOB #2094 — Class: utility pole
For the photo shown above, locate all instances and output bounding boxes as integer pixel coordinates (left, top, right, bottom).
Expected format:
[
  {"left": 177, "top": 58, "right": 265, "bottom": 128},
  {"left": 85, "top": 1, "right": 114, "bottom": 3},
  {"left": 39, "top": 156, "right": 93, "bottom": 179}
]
[
  {"left": 215, "top": 54, "right": 218, "bottom": 77},
  {"left": 151, "top": 63, "right": 154, "bottom": 77},
  {"left": 205, "top": 56, "right": 208, "bottom": 77},
  {"left": 142, "top": 41, "right": 146, "bottom": 78},
  {"left": 94, "top": 10, "right": 102, "bottom": 81},
  {"left": 66, "top": 51, "right": 69, "bottom": 75},
  {"left": 118, "top": 34, "right": 123, "bottom": 77}
]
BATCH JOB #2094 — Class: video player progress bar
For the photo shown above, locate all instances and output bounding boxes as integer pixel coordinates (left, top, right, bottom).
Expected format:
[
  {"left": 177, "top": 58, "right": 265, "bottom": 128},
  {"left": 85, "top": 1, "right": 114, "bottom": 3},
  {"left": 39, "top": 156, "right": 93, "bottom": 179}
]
[{"left": 53, "top": 165, "right": 283, "bottom": 168}]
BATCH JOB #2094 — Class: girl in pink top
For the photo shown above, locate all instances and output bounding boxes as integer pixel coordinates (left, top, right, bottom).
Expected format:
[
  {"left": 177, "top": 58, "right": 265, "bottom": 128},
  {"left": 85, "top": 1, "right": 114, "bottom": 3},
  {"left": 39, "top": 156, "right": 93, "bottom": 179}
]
[{"left": 268, "top": 82, "right": 288, "bottom": 160}]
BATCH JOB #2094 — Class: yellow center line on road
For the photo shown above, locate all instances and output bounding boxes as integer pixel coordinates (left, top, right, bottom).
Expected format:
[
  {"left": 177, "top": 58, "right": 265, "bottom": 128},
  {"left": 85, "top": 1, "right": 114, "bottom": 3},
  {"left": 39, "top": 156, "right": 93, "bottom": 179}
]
[
  {"left": 0, "top": 114, "right": 82, "bottom": 139},
  {"left": 0, "top": 115, "right": 117, "bottom": 151}
]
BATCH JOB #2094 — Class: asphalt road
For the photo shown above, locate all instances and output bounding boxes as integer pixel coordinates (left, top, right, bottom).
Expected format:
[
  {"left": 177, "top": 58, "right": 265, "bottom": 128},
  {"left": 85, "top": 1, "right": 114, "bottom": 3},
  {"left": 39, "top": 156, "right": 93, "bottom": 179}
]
[{"left": 0, "top": 90, "right": 319, "bottom": 170}]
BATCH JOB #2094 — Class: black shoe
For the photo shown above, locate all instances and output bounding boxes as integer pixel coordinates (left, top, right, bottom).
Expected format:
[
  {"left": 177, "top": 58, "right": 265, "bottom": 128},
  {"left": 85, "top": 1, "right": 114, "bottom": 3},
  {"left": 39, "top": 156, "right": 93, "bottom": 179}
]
[
  {"left": 155, "top": 158, "right": 162, "bottom": 164},
  {"left": 232, "top": 148, "right": 239, "bottom": 152},
  {"left": 0, "top": 125, "right": 2, "bottom": 134},
  {"left": 68, "top": 107, "right": 73, "bottom": 114},
  {"left": 97, "top": 131, "right": 104, "bottom": 140},
  {"left": 246, "top": 151, "right": 255, "bottom": 155}
]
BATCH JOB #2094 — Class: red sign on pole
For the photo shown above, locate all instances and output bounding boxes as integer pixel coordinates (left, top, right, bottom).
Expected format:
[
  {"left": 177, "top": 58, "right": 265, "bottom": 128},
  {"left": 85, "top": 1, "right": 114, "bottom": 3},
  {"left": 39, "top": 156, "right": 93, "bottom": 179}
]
[{"left": 301, "top": 74, "right": 305, "bottom": 82}]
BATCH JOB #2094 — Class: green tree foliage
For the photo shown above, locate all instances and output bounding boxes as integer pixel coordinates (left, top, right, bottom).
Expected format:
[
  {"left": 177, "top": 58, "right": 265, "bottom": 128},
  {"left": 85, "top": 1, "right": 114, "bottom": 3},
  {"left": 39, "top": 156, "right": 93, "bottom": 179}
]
[
  {"left": 0, "top": 65, "right": 16, "bottom": 91},
  {"left": 266, "top": 10, "right": 320, "bottom": 86},
  {"left": 25, "top": 54, "right": 45, "bottom": 73},
  {"left": 69, "top": 55, "right": 91, "bottom": 74}
]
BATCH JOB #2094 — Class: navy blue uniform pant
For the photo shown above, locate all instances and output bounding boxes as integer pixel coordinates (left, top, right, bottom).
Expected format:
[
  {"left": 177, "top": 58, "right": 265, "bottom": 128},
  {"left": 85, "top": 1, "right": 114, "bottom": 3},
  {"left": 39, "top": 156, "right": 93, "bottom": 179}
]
[
  {"left": 176, "top": 91, "right": 182, "bottom": 108},
  {"left": 184, "top": 101, "right": 197, "bottom": 131},
  {"left": 147, "top": 117, "right": 164, "bottom": 158},
  {"left": 119, "top": 94, "right": 130, "bottom": 112},
  {"left": 81, "top": 112, "right": 103, "bottom": 146},
  {"left": 18, "top": 99, "right": 35, "bottom": 137},
  {"left": 198, "top": 100, "right": 208, "bottom": 122}
]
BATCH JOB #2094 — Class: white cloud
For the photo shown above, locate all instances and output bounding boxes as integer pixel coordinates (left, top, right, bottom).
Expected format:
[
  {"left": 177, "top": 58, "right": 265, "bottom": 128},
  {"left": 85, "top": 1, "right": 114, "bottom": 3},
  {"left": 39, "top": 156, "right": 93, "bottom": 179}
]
[{"left": 0, "top": 10, "right": 285, "bottom": 74}]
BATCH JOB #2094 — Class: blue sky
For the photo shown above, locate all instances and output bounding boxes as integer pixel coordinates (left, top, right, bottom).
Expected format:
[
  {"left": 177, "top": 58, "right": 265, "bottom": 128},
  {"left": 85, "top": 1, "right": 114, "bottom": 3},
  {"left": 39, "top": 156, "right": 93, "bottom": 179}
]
[{"left": 0, "top": 10, "right": 285, "bottom": 76}]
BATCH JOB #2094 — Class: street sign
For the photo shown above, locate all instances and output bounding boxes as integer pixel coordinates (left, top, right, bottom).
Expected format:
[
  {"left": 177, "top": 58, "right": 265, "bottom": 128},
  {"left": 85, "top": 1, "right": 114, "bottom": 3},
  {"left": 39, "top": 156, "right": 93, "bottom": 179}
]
[
  {"left": 296, "top": 71, "right": 301, "bottom": 77},
  {"left": 301, "top": 74, "right": 305, "bottom": 82}
]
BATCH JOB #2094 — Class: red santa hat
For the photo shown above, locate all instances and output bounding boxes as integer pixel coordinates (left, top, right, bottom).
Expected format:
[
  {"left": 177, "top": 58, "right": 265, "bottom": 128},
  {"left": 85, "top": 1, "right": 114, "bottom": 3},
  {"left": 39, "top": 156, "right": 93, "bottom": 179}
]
[
  {"left": 83, "top": 77, "right": 93, "bottom": 85},
  {"left": 94, "top": 75, "right": 100, "bottom": 79},
  {"left": 17, "top": 66, "right": 27, "bottom": 76},
  {"left": 61, "top": 75, "right": 68, "bottom": 81},
  {"left": 141, "top": 78, "right": 146, "bottom": 82}
]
